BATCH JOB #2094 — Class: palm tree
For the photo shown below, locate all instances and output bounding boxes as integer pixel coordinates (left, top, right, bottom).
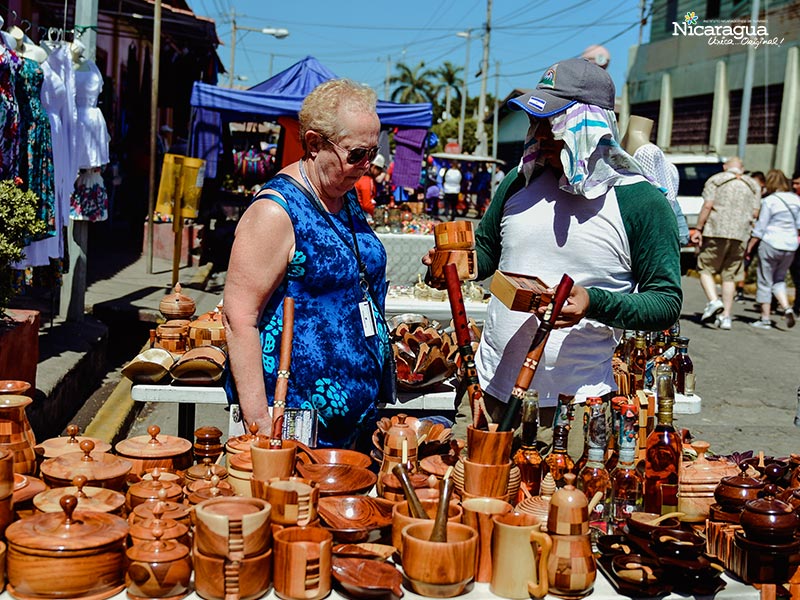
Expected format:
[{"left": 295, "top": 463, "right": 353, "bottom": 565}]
[
  {"left": 389, "top": 62, "right": 435, "bottom": 104},
  {"left": 433, "top": 61, "right": 463, "bottom": 120}
]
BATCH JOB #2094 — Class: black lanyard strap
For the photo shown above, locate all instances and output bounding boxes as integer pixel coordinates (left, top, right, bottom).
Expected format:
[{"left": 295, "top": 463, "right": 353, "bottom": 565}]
[{"left": 297, "top": 162, "right": 370, "bottom": 295}]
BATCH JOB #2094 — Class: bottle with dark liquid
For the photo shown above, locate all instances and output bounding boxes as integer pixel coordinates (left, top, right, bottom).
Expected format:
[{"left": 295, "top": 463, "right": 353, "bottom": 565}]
[
  {"left": 513, "top": 390, "right": 544, "bottom": 501},
  {"left": 577, "top": 396, "right": 610, "bottom": 526},
  {"left": 609, "top": 399, "right": 643, "bottom": 528},
  {"left": 643, "top": 363, "right": 682, "bottom": 514},
  {"left": 544, "top": 424, "right": 575, "bottom": 488},
  {"left": 606, "top": 396, "right": 625, "bottom": 472},
  {"left": 670, "top": 336, "right": 694, "bottom": 396},
  {"left": 628, "top": 334, "right": 647, "bottom": 392},
  {"left": 649, "top": 332, "right": 667, "bottom": 360}
]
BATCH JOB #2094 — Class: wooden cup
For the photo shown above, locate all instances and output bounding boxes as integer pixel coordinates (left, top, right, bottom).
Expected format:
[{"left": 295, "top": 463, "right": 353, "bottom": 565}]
[
  {"left": 273, "top": 526, "right": 333, "bottom": 600},
  {"left": 427, "top": 249, "right": 478, "bottom": 288},
  {"left": 401, "top": 521, "right": 477, "bottom": 598},
  {"left": 462, "top": 458, "right": 511, "bottom": 498},
  {"left": 193, "top": 497, "right": 272, "bottom": 559},
  {"left": 391, "top": 499, "right": 463, "bottom": 556},
  {"left": 490, "top": 511, "right": 552, "bottom": 599},
  {"left": 461, "top": 497, "right": 513, "bottom": 583},
  {"left": 265, "top": 477, "right": 320, "bottom": 526},
  {"left": 193, "top": 544, "right": 272, "bottom": 600},
  {"left": 250, "top": 439, "right": 297, "bottom": 481},
  {"left": 434, "top": 221, "right": 475, "bottom": 250},
  {"left": 467, "top": 424, "right": 514, "bottom": 465}
]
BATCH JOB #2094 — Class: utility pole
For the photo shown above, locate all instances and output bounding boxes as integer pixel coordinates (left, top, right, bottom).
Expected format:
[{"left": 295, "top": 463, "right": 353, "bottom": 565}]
[
  {"left": 492, "top": 60, "right": 500, "bottom": 195},
  {"left": 229, "top": 7, "right": 236, "bottom": 87},
  {"left": 476, "top": 0, "right": 492, "bottom": 156},
  {"left": 456, "top": 30, "right": 471, "bottom": 151},
  {"left": 737, "top": 0, "right": 760, "bottom": 160},
  {"left": 147, "top": 0, "right": 162, "bottom": 276},
  {"left": 638, "top": 0, "right": 646, "bottom": 45},
  {"left": 384, "top": 55, "right": 391, "bottom": 100},
  {"left": 61, "top": 0, "right": 99, "bottom": 320}
]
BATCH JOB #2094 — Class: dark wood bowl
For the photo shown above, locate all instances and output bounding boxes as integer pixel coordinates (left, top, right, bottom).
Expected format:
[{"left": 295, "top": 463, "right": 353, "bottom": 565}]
[
  {"left": 332, "top": 557, "right": 404, "bottom": 599},
  {"left": 319, "top": 496, "right": 394, "bottom": 543},
  {"left": 297, "top": 448, "right": 373, "bottom": 469},
  {"left": 650, "top": 528, "right": 706, "bottom": 560},
  {"left": 626, "top": 512, "right": 682, "bottom": 537},
  {"left": 0, "top": 380, "right": 31, "bottom": 395},
  {"left": 296, "top": 463, "right": 377, "bottom": 496}
]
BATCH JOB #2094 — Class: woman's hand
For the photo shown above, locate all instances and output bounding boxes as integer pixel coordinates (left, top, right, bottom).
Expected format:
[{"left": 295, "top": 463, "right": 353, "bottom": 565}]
[
  {"left": 537, "top": 284, "right": 589, "bottom": 328},
  {"left": 421, "top": 247, "right": 436, "bottom": 266}
]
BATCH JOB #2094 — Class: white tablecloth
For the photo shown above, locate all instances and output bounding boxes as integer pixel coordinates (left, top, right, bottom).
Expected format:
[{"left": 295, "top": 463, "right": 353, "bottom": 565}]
[{"left": 377, "top": 232, "right": 434, "bottom": 286}]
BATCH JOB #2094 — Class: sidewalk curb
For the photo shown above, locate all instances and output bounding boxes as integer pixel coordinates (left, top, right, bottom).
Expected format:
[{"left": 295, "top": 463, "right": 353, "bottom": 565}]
[{"left": 83, "top": 377, "right": 137, "bottom": 444}]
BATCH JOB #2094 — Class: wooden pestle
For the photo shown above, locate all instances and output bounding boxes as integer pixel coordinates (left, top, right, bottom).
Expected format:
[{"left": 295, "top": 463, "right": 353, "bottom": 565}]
[
  {"left": 393, "top": 463, "right": 427, "bottom": 519},
  {"left": 428, "top": 476, "right": 455, "bottom": 542}
]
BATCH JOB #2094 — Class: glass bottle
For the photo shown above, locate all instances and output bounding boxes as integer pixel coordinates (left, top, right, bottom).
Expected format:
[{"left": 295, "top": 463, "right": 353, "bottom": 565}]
[
  {"left": 544, "top": 424, "right": 575, "bottom": 488},
  {"left": 643, "top": 363, "right": 682, "bottom": 514},
  {"left": 606, "top": 396, "right": 625, "bottom": 472},
  {"left": 649, "top": 332, "right": 667, "bottom": 360},
  {"left": 628, "top": 334, "right": 647, "bottom": 392},
  {"left": 670, "top": 336, "right": 694, "bottom": 396},
  {"left": 513, "top": 390, "right": 544, "bottom": 501},
  {"left": 577, "top": 396, "right": 610, "bottom": 527},
  {"left": 609, "top": 400, "right": 643, "bottom": 528}
]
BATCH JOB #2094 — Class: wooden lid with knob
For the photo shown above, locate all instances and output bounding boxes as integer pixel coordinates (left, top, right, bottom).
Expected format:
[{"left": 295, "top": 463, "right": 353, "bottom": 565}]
[
  {"left": 115, "top": 425, "right": 192, "bottom": 459},
  {"left": 33, "top": 474, "right": 126, "bottom": 514},
  {"left": 40, "top": 440, "right": 133, "bottom": 486},
  {"left": 36, "top": 424, "right": 112, "bottom": 459}
]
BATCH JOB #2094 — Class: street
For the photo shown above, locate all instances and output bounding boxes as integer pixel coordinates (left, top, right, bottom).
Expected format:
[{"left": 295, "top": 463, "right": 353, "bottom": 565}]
[{"left": 118, "top": 272, "right": 800, "bottom": 460}]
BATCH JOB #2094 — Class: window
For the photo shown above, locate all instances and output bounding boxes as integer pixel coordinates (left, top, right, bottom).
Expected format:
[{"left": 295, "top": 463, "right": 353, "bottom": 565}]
[
  {"left": 665, "top": 0, "right": 678, "bottom": 31},
  {"left": 706, "top": 0, "right": 721, "bottom": 19}
]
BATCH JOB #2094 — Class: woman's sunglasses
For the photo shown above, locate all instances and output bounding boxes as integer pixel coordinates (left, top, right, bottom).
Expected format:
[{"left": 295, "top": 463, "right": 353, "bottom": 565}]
[{"left": 323, "top": 136, "right": 379, "bottom": 165}]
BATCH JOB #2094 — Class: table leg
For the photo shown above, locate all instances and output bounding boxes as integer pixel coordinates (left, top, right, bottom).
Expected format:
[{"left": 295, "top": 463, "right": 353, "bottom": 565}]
[{"left": 178, "top": 403, "right": 196, "bottom": 440}]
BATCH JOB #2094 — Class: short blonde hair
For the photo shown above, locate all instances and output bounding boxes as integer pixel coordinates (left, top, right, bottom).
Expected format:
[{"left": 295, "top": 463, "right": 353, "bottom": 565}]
[
  {"left": 765, "top": 169, "right": 790, "bottom": 195},
  {"left": 298, "top": 79, "right": 378, "bottom": 152}
]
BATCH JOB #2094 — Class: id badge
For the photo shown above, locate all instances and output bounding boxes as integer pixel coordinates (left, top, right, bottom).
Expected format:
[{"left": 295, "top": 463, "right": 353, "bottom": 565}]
[{"left": 359, "top": 300, "right": 377, "bottom": 337}]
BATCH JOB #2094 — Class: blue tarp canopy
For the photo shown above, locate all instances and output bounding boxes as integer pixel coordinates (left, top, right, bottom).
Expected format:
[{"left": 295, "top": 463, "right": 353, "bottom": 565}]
[{"left": 189, "top": 56, "right": 433, "bottom": 177}]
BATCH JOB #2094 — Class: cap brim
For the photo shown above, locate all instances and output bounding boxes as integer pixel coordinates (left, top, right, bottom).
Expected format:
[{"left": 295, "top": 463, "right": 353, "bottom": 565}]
[{"left": 508, "top": 92, "right": 576, "bottom": 118}]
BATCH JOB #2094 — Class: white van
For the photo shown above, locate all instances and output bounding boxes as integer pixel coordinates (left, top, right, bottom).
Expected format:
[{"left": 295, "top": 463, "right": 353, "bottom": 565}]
[{"left": 665, "top": 153, "right": 726, "bottom": 230}]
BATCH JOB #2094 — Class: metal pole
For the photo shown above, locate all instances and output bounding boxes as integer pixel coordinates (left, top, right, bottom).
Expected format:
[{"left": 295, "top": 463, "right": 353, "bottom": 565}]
[
  {"left": 457, "top": 30, "right": 471, "bottom": 151},
  {"left": 476, "top": 0, "right": 492, "bottom": 156},
  {"left": 269, "top": 53, "right": 274, "bottom": 77},
  {"left": 229, "top": 8, "right": 236, "bottom": 87},
  {"left": 491, "top": 60, "right": 500, "bottom": 196},
  {"left": 638, "top": 0, "right": 646, "bottom": 45},
  {"left": 146, "top": 0, "right": 162, "bottom": 274},
  {"left": 384, "top": 55, "right": 391, "bottom": 100},
  {"left": 737, "top": 0, "right": 760, "bottom": 160}
]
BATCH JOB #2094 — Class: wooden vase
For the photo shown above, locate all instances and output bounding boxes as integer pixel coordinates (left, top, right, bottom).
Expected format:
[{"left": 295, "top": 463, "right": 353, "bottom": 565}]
[
  {"left": 467, "top": 424, "right": 513, "bottom": 465},
  {"left": 0, "top": 395, "right": 37, "bottom": 475}
]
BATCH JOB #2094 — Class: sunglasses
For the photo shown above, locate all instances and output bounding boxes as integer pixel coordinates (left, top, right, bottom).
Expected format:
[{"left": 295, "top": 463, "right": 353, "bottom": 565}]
[{"left": 323, "top": 136, "right": 379, "bottom": 165}]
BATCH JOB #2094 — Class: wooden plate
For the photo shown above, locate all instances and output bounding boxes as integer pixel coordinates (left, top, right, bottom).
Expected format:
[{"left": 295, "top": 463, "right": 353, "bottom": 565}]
[
  {"left": 319, "top": 496, "right": 394, "bottom": 542},
  {"left": 332, "top": 557, "right": 403, "bottom": 599},
  {"left": 333, "top": 543, "right": 395, "bottom": 562}
]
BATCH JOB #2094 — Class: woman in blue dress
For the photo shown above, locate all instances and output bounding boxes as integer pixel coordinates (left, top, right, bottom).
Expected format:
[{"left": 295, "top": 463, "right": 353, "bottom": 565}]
[{"left": 223, "top": 79, "right": 391, "bottom": 448}]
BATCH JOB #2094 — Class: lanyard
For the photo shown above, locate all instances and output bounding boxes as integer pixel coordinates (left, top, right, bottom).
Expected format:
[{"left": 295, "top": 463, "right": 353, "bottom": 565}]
[{"left": 298, "top": 162, "right": 371, "bottom": 298}]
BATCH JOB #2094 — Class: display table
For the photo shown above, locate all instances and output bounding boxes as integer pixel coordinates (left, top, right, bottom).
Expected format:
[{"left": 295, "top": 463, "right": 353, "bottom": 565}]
[
  {"left": 386, "top": 296, "right": 488, "bottom": 324},
  {"left": 0, "top": 572, "right": 756, "bottom": 600},
  {"left": 130, "top": 384, "right": 459, "bottom": 439}
]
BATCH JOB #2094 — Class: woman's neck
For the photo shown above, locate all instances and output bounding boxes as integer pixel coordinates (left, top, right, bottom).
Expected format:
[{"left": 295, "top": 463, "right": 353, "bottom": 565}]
[{"left": 302, "top": 158, "right": 343, "bottom": 212}]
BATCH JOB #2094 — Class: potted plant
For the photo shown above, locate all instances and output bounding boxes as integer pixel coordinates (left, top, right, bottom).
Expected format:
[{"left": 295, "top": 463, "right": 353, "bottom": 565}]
[{"left": 0, "top": 177, "right": 46, "bottom": 388}]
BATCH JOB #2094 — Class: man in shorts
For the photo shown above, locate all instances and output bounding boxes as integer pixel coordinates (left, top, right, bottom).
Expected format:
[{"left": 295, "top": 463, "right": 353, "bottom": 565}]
[{"left": 690, "top": 157, "right": 761, "bottom": 329}]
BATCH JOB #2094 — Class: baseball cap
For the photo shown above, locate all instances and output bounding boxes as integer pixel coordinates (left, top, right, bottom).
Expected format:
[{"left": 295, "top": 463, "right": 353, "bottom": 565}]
[
  {"left": 508, "top": 58, "right": 616, "bottom": 118},
  {"left": 371, "top": 154, "right": 386, "bottom": 169}
]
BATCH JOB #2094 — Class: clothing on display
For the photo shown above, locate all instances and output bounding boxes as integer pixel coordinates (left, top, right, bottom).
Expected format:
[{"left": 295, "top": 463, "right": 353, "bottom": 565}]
[
  {"left": 74, "top": 59, "right": 110, "bottom": 170},
  {"left": 71, "top": 167, "right": 109, "bottom": 222},
  {"left": 16, "top": 56, "right": 56, "bottom": 239},
  {"left": 0, "top": 44, "right": 21, "bottom": 179}
]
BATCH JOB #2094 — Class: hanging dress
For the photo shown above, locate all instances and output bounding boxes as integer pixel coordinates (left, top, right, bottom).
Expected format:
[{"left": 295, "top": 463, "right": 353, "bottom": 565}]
[
  {"left": 15, "top": 56, "right": 56, "bottom": 238},
  {"left": 0, "top": 45, "right": 21, "bottom": 180},
  {"left": 71, "top": 60, "right": 110, "bottom": 221},
  {"left": 224, "top": 175, "right": 390, "bottom": 448}
]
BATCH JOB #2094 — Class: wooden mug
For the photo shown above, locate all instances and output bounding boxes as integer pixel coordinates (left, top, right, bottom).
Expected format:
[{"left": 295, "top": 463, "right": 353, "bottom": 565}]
[
  {"left": 273, "top": 526, "right": 333, "bottom": 600},
  {"left": 265, "top": 477, "right": 320, "bottom": 526},
  {"left": 462, "top": 458, "right": 511, "bottom": 498},
  {"left": 461, "top": 497, "right": 513, "bottom": 583},
  {"left": 490, "top": 511, "right": 552, "bottom": 599},
  {"left": 467, "top": 424, "right": 514, "bottom": 465},
  {"left": 250, "top": 438, "right": 297, "bottom": 481},
  {"left": 193, "top": 496, "right": 272, "bottom": 559}
]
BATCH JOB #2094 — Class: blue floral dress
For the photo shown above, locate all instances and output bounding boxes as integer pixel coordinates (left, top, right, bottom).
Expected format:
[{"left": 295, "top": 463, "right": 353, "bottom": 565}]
[
  {"left": 0, "top": 46, "right": 20, "bottom": 179},
  {"left": 225, "top": 174, "right": 390, "bottom": 448},
  {"left": 16, "top": 57, "right": 56, "bottom": 238}
]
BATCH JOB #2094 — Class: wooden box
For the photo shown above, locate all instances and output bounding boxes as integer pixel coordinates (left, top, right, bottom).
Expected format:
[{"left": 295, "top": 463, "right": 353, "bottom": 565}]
[{"left": 489, "top": 271, "right": 552, "bottom": 313}]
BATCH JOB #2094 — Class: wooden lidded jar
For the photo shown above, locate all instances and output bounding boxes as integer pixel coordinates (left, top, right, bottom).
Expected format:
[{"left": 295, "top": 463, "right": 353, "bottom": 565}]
[
  {"left": 129, "top": 491, "right": 192, "bottom": 529},
  {"left": 40, "top": 440, "right": 133, "bottom": 491},
  {"left": 159, "top": 283, "right": 196, "bottom": 321},
  {"left": 36, "top": 424, "right": 112, "bottom": 461},
  {"left": 194, "top": 427, "right": 224, "bottom": 464},
  {"left": 127, "top": 468, "right": 184, "bottom": 511},
  {"left": 228, "top": 451, "right": 253, "bottom": 497},
  {"left": 225, "top": 423, "right": 260, "bottom": 466},
  {"left": 715, "top": 461, "right": 766, "bottom": 514},
  {"left": 129, "top": 500, "right": 191, "bottom": 549},
  {"left": 678, "top": 440, "right": 739, "bottom": 523},
  {"left": 184, "top": 458, "right": 228, "bottom": 485},
  {"left": 378, "top": 414, "right": 418, "bottom": 495},
  {"left": 0, "top": 394, "right": 38, "bottom": 475},
  {"left": 125, "top": 524, "right": 192, "bottom": 600},
  {"left": 5, "top": 495, "right": 129, "bottom": 600},
  {"left": 34, "top": 475, "right": 125, "bottom": 515},
  {"left": 115, "top": 425, "right": 193, "bottom": 477}
]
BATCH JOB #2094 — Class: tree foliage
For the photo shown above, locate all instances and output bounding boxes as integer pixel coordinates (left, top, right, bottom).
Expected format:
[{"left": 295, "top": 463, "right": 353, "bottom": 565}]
[{"left": 389, "top": 62, "right": 436, "bottom": 104}]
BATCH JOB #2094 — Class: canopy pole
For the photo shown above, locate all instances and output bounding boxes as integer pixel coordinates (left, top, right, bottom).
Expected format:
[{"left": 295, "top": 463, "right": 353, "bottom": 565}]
[{"left": 146, "top": 0, "right": 162, "bottom": 274}]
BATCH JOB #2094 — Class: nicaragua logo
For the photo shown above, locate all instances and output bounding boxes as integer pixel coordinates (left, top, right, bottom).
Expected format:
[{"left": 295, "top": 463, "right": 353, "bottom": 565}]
[
  {"left": 538, "top": 66, "right": 557, "bottom": 88},
  {"left": 672, "top": 9, "right": 781, "bottom": 48}
]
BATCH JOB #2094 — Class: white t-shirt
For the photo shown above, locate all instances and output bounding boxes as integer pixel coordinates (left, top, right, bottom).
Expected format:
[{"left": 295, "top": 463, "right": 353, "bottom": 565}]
[
  {"left": 475, "top": 170, "right": 635, "bottom": 407},
  {"left": 442, "top": 167, "right": 462, "bottom": 194},
  {"left": 752, "top": 191, "right": 800, "bottom": 251}
]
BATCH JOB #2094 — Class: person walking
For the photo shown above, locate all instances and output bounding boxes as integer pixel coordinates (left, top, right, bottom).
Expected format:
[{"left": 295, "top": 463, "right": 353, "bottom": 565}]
[
  {"left": 690, "top": 157, "right": 761, "bottom": 330},
  {"left": 441, "top": 160, "right": 462, "bottom": 220},
  {"left": 789, "top": 171, "right": 800, "bottom": 314},
  {"left": 746, "top": 169, "right": 800, "bottom": 329}
]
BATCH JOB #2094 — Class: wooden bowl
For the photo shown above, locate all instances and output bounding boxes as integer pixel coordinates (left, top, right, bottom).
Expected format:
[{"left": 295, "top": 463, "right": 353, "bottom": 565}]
[
  {"left": 610, "top": 553, "right": 664, "bottom": 586},
  {"left": 333, "top": 543, "right": 395, "bottom": 562},
  {"left": 0, "top": 380, "right": 31, "bottom": 395},
  {"left": 401, "top": 521, "right": 477, "bottom": 597},
  {"left": 626, "top": 512, "right": 682, "bottom": 537},
  {"left": 298, "top": 448, "right": 372, "bottom": 469},
  {"left": 650, "top": 528, "right": 706, "bottom": 560},
  {"left": 319, "top": 496, "right": 394, "bottom": 543},
  {"left": 121, "top": 349, "right": 175, "bottom": 384},
  {"left": 391, "top": 500, "right": 463, "bottom": 554},
  {"left": 332, "top": 557, "right": 404, "bottom": 599},
  {"left": 295, "top": 463, "right": 377, "bottom": 496}
]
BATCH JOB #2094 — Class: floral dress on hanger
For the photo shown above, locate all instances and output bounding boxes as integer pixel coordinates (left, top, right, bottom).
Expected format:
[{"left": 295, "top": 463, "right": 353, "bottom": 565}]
[
  {"left": 15, "top": 56, "right": 56, "bottom": 238},
  {"left": 0, "top": 45, "right": 21, "bottom": 179}
]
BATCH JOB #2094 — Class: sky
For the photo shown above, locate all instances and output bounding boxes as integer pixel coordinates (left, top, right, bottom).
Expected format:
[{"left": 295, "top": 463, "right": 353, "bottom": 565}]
[{"left": 191, "top": 0, "right": 652, "bottom": 106}]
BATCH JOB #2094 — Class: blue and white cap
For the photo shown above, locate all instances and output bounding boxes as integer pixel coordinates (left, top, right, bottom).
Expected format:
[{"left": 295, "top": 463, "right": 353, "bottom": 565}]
[{"left": 508, "top": 58, "right": 616, "bottom": 118}]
